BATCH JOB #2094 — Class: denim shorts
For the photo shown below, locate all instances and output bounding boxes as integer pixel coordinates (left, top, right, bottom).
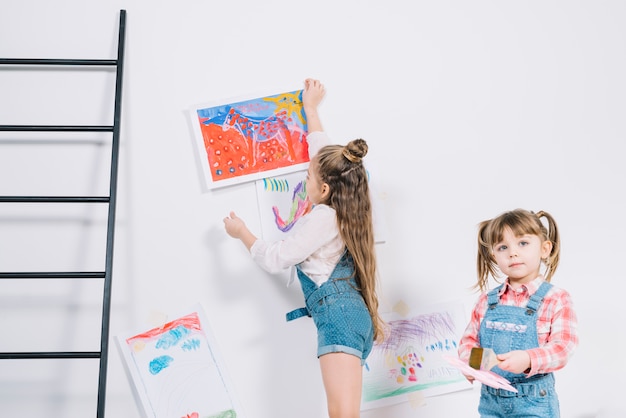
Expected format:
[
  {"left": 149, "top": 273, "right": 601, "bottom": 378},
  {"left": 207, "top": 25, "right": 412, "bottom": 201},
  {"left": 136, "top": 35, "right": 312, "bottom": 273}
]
[{"left": 308, "top": 283, "right": 374, "bottom": 365}]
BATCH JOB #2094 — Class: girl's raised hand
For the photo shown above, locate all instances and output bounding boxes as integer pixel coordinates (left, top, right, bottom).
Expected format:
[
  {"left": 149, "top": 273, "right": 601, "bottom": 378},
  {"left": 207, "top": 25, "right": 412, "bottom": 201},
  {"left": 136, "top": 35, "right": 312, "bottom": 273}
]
[{"left": 303, "top": 78, "right": 326, "bottom": 110}]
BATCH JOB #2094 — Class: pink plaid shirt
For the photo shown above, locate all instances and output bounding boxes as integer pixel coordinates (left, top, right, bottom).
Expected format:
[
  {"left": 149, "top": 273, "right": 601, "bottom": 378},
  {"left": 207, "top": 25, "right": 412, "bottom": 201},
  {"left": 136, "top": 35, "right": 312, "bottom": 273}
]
[{"left": 458, "top": 276, "right": 578, "bottom": 376}]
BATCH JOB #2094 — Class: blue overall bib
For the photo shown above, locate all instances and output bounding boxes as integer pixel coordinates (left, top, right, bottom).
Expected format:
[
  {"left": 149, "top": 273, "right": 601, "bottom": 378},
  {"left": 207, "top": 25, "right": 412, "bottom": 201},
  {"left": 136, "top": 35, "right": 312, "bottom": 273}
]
[
  {"left": 478, "top": 281, "right": 560, "bottom": 418},
  {"left": 285, "top": 253, "right": 374, "bottom": 365}
]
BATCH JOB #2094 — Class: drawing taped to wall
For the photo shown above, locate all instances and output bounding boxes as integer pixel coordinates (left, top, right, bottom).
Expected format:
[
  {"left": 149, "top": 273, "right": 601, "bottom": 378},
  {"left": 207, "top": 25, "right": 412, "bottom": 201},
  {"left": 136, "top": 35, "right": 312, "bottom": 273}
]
[
  {"left": 190, "top": 89, "right": 310, "bottom": 190},
  {"left": 116, "top": 304, "right": 245, "bottom": 418},
  {"left": 255, "top": 170, "right": 311, "bottom": 242},
  {"left": 361, "top": 302, "right": 472, "bottom": 410},
  {"left": 255, "top": 168, "right": 388, "bottom": 244}
]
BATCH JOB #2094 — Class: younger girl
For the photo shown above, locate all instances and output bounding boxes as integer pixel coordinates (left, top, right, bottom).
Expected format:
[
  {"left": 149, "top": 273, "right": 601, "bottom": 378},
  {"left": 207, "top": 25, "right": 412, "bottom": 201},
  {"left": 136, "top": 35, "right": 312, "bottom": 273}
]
[
  {"left": 223, "top": 79, "right": 384, "bottom": 418},
  {"left": 458, "top": 209, "right": 578, "bottom": 418}
]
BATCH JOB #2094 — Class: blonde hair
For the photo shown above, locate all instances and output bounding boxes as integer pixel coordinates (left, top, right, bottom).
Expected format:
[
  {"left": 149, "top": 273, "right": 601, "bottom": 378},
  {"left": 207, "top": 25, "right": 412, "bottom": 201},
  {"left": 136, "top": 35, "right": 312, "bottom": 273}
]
[
  {"left": 475, "top": 209, "right": 560, "bottom": 292},
  {"left": 314, "top": 139, "right": 385, "bottom": 341}
]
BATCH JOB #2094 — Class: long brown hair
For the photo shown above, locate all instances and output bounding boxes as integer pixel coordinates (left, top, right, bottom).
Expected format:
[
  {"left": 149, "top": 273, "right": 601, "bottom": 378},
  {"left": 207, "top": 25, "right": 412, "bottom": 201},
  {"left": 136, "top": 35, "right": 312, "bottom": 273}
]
[
  {"left": 476, "top": 209, "right": 560, "bottom": 292},
  {"left": 314, "top": 139, "right": 385, "bottom": 341}
]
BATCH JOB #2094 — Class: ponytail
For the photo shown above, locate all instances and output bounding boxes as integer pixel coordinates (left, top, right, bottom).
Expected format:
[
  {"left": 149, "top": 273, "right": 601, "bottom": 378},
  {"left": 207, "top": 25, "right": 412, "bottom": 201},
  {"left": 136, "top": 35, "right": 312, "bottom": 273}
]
[{"left": 535, "top": 210, "right": 560, "bottom": 282}]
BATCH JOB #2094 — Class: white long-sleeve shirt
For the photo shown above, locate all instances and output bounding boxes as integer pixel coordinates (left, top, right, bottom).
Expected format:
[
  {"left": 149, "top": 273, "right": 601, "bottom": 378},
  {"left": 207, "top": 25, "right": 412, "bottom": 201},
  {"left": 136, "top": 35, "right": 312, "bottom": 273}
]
[{"left": 249, "top": 131, "right": 345, "bottom": 285}]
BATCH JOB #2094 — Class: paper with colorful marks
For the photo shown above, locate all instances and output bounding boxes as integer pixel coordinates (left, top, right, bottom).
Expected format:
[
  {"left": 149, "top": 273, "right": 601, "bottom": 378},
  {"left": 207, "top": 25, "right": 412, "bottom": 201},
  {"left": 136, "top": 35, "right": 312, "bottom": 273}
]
[
  {"left": 190, "top": 89, "right": 310, "bottom": 190},
  {"left": 361, "top": 301, "right": 472, "bottom": 410},
  {"left": 255, "top": 170, "right": 311, "bottom": 242},
  {"left": 254, "top": 168, "right": 388, "bottom": 244},
  {"left": 116, "top": 304, "right": 245, "bottom": 418}
]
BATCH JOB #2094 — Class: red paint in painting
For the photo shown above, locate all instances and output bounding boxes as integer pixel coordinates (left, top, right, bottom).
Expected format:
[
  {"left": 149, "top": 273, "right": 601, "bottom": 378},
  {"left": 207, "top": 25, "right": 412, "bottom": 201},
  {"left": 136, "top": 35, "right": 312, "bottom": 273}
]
[
  {"left": 202, "top": 123, "right": 251, "bottom": 180},
  {"left": 199, "top": 116, "right": 308, "bottom": 182},
  {"left": 126, "top": 312, "right": 202, "bottom": 345}
]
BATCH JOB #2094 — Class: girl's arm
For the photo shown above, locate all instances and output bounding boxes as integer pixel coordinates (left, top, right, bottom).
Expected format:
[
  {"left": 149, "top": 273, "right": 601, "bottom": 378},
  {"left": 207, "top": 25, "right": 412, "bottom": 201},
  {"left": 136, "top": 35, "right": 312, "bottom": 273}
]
[
  {"left": 458, "top": 294, "right": 487, "bottom": 362},
  {"left": 457, "top": 295, "right": 487, "bottom": 383},
  {"left": 302, "top": 78, "right": 325, "bottom": 133},
  {"left": 250, "top": 204, "right": 338, "bottom": 273},
  {"left": 522, "top": 290, "right": 579, "bottom": 375}
]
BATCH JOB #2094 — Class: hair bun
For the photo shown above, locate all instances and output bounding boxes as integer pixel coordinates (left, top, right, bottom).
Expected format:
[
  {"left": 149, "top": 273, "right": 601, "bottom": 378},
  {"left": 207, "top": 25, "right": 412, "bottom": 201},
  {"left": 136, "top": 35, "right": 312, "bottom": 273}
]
[{"left": 343, "top": 139, "right": 368, "bottom": 163}]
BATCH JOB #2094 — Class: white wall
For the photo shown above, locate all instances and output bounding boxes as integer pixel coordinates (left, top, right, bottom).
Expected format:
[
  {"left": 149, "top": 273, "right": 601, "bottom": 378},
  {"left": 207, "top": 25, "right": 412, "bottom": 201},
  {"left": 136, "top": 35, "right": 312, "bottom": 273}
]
[{"left": 1, "top": 1, "right": 625, "bottom": 417}]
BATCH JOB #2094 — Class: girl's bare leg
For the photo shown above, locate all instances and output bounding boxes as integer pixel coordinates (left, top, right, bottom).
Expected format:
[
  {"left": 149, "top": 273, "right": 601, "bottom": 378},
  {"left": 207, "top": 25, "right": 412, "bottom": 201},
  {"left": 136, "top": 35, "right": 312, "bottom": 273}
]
[{"left": 319, "top": 352, "right": 363, "bottom": 418}]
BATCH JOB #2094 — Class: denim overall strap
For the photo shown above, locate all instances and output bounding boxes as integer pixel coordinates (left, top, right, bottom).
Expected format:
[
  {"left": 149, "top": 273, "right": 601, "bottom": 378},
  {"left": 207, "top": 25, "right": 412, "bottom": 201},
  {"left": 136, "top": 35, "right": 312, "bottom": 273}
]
[
  {"left": 525, "top": 282, "right": 553, "bottom": 315},
  {"left": 286, "top": 306, "right": 310, "bottom": 321},
  {"left": 285, "top": 268, "right": 317, "bottom": 321},
  {"left": 487, "top": 284, "right": 505, "bottom": 309},
  {"left": 285, "top": 253, "right": 356, "bottom": 322}
]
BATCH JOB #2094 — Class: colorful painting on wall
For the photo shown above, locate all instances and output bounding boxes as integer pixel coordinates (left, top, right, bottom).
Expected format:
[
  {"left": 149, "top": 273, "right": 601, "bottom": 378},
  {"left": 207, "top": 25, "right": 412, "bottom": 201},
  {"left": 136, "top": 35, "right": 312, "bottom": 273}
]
[
  {"left": 361, "top": 302, "right": 472, "bottom": 410},
  {"left": 116, "top": 304, "right": 245, "bottom": 418},
  {"left": 190, "top": 89, "right": 310, "bottom": 190}
]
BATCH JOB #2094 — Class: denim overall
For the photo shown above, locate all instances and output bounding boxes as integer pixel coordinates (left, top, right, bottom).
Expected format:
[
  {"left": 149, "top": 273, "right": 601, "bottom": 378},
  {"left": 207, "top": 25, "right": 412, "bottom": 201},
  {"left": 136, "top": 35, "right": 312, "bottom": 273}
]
[
  {"left": 285, "top": 253, "right": 374, "bottom": 365},
  {"left": 478, "top": 281, "right": 560, "bottom": 418}
]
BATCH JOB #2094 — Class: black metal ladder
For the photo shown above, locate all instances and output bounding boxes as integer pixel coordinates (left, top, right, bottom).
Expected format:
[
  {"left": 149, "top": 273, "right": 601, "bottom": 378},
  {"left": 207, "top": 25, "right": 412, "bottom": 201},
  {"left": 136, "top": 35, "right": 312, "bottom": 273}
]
[{"left": 0, "top": 9, "right": 126, "bottom": 418}]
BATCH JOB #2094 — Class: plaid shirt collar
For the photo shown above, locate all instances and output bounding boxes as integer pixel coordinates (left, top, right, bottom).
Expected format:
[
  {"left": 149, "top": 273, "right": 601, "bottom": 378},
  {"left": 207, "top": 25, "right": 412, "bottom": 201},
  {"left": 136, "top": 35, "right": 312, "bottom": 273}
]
[{"left": 499, "top": 275, "right": 545, "bottom": 297}]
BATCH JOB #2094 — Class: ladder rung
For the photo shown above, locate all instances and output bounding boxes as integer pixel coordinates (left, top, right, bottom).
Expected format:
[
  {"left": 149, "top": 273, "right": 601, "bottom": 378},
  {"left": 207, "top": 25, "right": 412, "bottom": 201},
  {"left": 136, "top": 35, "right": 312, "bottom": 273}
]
[
  {"left": 0, "top": 352, "right": 101, "bottom": 360},
  {"left": 0, "top": 196, "right": 109, "bottom": 203},
  {"left": 0, "top": 125, "right": 114, "bottom": 132},
  {"left": 0, "top": 272, "right": 105, "bottom": 279},
  {"left": 0, "top": 58, "right": 117, "bottom": 66}
]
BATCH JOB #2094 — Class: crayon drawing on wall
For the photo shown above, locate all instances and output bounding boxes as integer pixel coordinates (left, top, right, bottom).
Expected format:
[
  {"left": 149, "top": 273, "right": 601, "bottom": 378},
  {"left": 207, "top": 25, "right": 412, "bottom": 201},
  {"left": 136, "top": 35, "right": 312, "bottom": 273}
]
[
  {"left": 190, "top": 89, "right": 310, "bottom": 190},
  {"left": 361, "top": 302, "right": 472, "bottom": 411},
  {"left": 116, "top": 304, "right": 245, "bottom": 418}
]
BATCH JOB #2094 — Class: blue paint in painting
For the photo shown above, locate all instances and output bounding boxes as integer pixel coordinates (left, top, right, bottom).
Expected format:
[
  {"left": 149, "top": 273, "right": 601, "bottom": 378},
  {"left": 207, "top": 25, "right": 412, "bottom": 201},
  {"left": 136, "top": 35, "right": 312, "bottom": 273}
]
[
  {"left": 155, "top": 325, "right": 190, "bottom": 350},
  {"left": 149, "top": 355, "right": 174, "bottom": 375},
  {"left": 198, "top": 105, "right": 231, "bottom": 124},
  {"left": 182, "top": 338, "right": 202, "bottom": 351}
]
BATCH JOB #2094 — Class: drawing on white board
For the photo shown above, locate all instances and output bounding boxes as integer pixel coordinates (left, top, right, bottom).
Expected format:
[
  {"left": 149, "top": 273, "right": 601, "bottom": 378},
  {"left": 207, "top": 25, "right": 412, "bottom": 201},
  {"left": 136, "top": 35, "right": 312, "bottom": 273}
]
[
  {"left": 116, "top": 304, "right": 245, "bottom": 418},
  {"left": 361, "top": 301, "right": 472, "bottom": 410}
]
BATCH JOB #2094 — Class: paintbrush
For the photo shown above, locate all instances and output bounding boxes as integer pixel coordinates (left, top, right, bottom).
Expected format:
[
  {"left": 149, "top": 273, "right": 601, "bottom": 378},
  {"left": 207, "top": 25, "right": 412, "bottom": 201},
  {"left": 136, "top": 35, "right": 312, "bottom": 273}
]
[{"left": 469, "top": 347, "right": 500, "bottom": 371}]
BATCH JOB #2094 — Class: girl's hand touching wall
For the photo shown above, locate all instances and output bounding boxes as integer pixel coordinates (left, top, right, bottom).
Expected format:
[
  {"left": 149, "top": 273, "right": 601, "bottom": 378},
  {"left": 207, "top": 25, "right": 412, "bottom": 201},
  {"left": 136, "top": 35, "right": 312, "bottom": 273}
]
[{"left": 223, "top": 211, "right": 257, "bottom": 250}]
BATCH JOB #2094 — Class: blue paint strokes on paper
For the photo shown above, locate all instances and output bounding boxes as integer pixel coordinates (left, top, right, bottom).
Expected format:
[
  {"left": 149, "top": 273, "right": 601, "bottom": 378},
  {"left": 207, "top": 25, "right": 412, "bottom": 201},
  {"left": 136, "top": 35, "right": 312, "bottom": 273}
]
[
  {"left": 149, "top": 355, "right": 174, "bottom": 375},
  {"left": 182, "top": 338, "right": 202, "bottom": 351},
  {"left": 156, "top": 325, "right": 191, "bottom": 349}
]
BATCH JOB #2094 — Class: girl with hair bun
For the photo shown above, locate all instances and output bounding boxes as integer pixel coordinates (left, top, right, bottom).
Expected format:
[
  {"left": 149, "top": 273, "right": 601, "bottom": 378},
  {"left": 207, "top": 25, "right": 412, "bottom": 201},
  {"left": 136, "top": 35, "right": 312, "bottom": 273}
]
[{"left": 224, "top": 79, "right": 383, "bottom": 418}]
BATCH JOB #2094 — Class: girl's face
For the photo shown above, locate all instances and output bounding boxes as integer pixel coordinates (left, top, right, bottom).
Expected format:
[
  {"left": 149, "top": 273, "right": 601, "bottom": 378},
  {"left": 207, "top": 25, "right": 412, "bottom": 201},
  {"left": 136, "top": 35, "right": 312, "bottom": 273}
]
[
  {"left": 492, "top": 227, "right": 552, "bottom": 287},
  {"left": 305, "top": 159, "right": 329, "bottom": 205}
]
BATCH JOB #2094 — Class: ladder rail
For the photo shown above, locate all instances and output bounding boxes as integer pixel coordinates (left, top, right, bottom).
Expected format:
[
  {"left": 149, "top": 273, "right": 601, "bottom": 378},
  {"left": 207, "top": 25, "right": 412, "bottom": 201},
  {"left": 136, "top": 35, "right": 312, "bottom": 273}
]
[{"left": 97, "top": 9, "right": 126, "bottom": 418}]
